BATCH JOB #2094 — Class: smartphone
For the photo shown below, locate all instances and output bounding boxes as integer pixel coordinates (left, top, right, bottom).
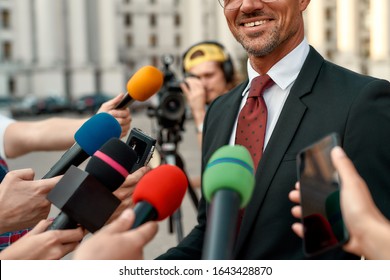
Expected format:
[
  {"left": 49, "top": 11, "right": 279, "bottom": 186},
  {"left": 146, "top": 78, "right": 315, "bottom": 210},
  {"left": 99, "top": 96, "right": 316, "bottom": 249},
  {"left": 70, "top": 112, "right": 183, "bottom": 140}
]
[
  {"left": 296, "top": 133, "right": 349, "bottom": 257},
  {"left": 125, "top": 128, "right": 156, "bottom": 173}
]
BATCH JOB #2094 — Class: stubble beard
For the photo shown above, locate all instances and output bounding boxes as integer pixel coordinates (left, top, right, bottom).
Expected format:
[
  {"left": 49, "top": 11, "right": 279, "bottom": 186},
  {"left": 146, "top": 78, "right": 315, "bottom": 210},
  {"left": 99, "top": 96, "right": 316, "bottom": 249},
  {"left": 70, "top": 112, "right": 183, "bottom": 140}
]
[{"left": 234, "top": 28, "right": 280, "bottom": 57}]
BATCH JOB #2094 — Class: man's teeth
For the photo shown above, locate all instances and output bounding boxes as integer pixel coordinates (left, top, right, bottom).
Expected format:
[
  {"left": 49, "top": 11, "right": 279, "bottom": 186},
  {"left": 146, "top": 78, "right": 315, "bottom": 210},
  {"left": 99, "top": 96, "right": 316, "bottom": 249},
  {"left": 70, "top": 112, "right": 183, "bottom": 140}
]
[{"left": 244, "top": 20, "right": 268, "bottom": 27}]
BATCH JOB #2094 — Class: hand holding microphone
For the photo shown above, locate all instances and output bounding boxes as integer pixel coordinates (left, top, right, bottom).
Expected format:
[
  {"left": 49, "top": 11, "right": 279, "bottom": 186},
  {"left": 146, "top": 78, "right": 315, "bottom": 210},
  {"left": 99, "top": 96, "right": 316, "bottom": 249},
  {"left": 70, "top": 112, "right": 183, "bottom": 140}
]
[
  {"left": 46, "top": 138, "right": 137, "bottom": 232},
  {"left": 130, "top": 164, "right": 188, "bottom": 229},
  {"left": 202, "top": 145, "right": 255, "bottom": 260},
  {"left": 42, "top": 112, "right": 122, "bottom": 179},
  {"left": 115, "top": 66, "right": 164, "bottom": 109}
]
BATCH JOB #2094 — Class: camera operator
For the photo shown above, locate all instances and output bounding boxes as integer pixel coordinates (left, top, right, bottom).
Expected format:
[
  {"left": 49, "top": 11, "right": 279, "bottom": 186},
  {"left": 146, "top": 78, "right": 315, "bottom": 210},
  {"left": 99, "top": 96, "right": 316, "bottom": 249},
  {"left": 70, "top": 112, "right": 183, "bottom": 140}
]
[{"left": 181, "top": 41, "right": 239, "bottom": 147}]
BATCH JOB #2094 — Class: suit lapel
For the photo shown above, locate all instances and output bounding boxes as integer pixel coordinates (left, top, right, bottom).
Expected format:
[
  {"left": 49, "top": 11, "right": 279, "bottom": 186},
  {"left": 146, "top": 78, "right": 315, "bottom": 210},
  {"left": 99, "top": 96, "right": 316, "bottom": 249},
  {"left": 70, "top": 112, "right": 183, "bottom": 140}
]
[
  {"left": 234, "top": 48, "right": 325, "bottom": 256},
  {"left": 202, "top": 82, "right": 248, "bottom": 161}
]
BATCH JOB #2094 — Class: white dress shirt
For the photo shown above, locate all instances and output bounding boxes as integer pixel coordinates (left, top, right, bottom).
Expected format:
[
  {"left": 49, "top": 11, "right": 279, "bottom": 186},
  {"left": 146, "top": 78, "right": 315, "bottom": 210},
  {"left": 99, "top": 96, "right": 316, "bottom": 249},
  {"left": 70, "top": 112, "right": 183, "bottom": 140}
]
[
  {"left": 0, "top": 114, "right": 15, "bottom": 159},
  {"left": 229, "top": 38, "right": 310, "bottom": 150}
]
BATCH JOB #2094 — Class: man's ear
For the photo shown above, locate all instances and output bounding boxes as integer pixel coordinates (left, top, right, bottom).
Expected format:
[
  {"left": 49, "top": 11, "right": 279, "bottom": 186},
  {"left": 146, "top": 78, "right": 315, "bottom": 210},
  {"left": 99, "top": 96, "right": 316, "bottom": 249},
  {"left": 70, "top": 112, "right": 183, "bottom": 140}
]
[{"left": 300, "top": 0, "right": 311, "bottom": 12}]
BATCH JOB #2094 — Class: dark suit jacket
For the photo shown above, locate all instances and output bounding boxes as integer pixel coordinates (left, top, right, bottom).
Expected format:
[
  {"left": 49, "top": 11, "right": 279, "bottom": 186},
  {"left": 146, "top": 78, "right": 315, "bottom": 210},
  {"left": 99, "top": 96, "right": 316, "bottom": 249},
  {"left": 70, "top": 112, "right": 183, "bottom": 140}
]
[{"left": 157, "top": 47, "right": 390, "bottom": 259}]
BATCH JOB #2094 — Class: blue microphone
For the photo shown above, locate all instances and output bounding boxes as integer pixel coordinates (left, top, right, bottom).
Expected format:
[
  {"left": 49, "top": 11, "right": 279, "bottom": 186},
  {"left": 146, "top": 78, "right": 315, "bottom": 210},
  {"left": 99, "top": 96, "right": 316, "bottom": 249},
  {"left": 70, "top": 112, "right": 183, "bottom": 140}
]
[{"left": 42, "top": 113, "right": 121, "bottom": 179}]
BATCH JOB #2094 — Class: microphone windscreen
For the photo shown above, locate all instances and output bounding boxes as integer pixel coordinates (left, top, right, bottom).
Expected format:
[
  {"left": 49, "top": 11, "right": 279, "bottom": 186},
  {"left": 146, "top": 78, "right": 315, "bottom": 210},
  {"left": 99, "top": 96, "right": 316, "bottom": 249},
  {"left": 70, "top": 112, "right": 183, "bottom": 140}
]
[
  {"left": 75, "top": 112, "right": 121, "bottom": 156},
  {"left": 203, "top": 145, "right": 255, "bottom": 208},
  {"left": 126, "top": 66, "right": 163, "bottom": 101},
  {"left": 86, "top": 138, "right": 137, "bottom": 192},
  {"left": 132, "top": 164, "right": 187, "bottom": 220}
]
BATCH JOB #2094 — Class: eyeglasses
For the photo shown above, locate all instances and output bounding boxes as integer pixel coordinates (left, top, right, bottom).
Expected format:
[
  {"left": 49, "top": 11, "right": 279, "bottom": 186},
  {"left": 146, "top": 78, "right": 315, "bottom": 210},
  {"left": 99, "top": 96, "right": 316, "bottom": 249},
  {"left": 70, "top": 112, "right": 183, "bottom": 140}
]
[{"left": 218, "top": 0, "right": 280, "bottom": 11}]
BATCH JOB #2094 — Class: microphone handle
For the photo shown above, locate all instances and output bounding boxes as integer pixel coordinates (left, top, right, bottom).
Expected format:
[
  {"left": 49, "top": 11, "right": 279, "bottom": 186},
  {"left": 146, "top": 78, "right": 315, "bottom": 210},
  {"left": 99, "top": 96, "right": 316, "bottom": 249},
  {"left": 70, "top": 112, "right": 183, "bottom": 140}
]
[
  {"left": 42, "top": 143, "right": 89, "bottom": 179},
  {"left": 202, "top": 189, "right": 241, "bottom": 260},
  {"left": 131, "top": 201, "right": 158, "bottom": 229},
  {"left": 47, "top": 212, "right": 78, "bottom": 230},
  {"left": 114, "top": 93, "right": 134, "bottom": 109}
]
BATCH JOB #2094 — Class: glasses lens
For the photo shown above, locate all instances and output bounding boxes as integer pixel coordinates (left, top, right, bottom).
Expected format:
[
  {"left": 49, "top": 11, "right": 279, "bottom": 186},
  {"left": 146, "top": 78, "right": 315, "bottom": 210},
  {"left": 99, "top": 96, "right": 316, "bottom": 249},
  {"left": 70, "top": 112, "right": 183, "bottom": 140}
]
[
  {"left": 218, "top": 0, "right": 278, "bottom": 10},
  {"left": 218, "top": 0, "right": 239, "bottom": 10}
]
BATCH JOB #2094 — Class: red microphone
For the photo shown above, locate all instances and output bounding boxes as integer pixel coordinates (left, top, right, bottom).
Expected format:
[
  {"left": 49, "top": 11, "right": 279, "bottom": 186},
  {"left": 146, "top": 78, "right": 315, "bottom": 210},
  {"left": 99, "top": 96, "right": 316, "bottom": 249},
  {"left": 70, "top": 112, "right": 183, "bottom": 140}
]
[{"left": 131, "top": 164, "right": 188, "bottom": 228}]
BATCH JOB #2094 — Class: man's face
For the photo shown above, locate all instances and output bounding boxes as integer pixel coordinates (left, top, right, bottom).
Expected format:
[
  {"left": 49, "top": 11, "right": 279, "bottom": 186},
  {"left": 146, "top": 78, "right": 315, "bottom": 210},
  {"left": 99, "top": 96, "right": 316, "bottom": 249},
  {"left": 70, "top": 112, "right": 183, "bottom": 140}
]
[
  {"left": 188, "top": 61, "right": 229, "bottom": 103},
  {"left": 224, "top": 0, "right": 310, "bottom": 58}
]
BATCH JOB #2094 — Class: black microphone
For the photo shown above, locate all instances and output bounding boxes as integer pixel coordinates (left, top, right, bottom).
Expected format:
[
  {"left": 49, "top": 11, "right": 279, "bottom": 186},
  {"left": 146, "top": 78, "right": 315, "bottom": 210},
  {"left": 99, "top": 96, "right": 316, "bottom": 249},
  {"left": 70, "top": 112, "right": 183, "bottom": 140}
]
[
  {"left": 46, "top": 138, "right": 137, "bottom": 232},
  {"left": 130, "top": 165, "right": 187, "bottom": 229},
  {"left": 115, "top": 66, "right": 163, "bottom": 109},
  {"left": 42, "top": 113, "right": 122, "bottom": 179},
  {"left": 202, "top": 145, "right": 255, "bottom": 260}
]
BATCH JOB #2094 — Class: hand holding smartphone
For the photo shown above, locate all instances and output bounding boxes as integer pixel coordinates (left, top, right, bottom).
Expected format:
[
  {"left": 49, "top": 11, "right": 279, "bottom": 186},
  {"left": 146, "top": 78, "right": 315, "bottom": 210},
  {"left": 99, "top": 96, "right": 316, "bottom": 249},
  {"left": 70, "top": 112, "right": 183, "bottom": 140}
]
[{"left": 296, "top": 133, "right": 349, "bottom": 257}]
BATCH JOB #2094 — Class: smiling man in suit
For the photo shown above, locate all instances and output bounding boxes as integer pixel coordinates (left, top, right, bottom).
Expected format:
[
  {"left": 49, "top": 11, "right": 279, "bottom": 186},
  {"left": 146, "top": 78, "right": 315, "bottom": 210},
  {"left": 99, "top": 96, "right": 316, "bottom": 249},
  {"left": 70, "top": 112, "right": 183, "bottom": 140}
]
[{"left": 157, "top": 0, "right": 390, "bottom": 259}]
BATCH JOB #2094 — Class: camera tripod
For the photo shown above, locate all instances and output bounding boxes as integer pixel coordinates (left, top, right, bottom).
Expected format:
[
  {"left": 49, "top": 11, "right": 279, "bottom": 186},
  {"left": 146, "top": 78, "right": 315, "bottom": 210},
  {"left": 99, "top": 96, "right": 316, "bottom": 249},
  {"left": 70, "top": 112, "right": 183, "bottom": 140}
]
[{"left": 156, "top": 125, "right": 199, "bottom": 243}]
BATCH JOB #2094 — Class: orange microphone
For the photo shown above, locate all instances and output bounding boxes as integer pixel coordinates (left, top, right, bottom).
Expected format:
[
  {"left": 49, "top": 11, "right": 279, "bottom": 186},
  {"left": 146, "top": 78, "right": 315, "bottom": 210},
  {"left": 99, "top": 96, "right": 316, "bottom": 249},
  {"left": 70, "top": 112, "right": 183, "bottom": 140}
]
[{"left": 115, "top": 65, "right": 164, "bottom": 109}]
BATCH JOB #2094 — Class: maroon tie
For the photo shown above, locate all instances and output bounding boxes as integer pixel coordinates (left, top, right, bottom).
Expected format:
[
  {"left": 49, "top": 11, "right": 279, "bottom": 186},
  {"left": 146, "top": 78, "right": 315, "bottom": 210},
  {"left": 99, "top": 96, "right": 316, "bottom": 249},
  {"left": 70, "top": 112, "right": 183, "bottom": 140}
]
[{"left": 235, "top": 74, "right": 274, "bottom": 170}]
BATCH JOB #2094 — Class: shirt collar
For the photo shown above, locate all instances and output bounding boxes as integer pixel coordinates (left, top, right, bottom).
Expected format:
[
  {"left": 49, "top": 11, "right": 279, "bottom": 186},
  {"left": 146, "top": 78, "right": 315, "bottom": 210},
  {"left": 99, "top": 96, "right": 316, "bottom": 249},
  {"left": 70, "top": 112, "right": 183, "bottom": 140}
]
[{"left": 246, "top": 37, "right": 310, "bottom": 93}]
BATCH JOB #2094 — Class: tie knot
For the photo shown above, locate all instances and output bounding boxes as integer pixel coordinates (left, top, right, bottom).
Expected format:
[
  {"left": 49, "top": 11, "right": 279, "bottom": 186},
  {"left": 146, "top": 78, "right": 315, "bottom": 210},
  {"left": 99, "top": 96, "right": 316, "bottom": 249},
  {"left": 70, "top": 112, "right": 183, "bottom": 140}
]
[{"left": 248, "top": 74, "right": 274, "bottom": 98}]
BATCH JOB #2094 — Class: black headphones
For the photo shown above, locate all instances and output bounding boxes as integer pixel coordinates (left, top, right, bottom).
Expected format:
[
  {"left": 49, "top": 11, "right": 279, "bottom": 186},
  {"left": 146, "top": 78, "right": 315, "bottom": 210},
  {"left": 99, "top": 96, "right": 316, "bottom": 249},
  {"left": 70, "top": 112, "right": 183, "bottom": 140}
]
[{"left": 182, "top": 40, "right": 235, "bottom": 83}]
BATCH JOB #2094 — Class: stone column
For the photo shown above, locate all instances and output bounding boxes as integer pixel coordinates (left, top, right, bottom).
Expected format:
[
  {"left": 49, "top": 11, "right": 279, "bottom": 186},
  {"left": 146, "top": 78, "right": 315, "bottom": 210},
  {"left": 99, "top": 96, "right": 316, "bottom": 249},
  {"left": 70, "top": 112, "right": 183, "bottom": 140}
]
[
  {"left": 97, "top": 0, "right": 124, "bottom": 95},
  {"left": 67, "top": 0, "right": 95, "bottom": 97},
  {"left": 335, "top": 0, "right": 361, "bottom": 72},
  {"left": 306, "top": 0, "right": 327, "bottom": 56},
  {"left": 32, "top": 0, "right": 65, "bottom": 97},
  {"left": 13, "top": 0, "right": 34, "bottom": 96},
  {"left": 369, "top": 0, "right": 390, "bottom": 80}
]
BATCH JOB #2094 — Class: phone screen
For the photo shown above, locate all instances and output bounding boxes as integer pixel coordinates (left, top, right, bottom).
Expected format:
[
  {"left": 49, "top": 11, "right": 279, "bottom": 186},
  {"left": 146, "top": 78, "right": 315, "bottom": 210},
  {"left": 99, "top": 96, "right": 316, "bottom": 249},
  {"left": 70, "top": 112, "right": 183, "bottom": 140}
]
[{"left": 296, "top": 133, "right": 349, "bottom": 257}]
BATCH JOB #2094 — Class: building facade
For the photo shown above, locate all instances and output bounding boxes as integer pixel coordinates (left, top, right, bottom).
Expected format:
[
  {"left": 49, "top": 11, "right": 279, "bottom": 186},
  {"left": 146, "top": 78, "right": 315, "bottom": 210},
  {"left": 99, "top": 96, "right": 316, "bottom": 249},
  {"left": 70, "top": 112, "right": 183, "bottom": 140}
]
[
  {"left": 0, "top": 0, "right": 389, "bottom": 99},
  {"left": 0, "top": 0, "right": 125, "bottom": 99}
]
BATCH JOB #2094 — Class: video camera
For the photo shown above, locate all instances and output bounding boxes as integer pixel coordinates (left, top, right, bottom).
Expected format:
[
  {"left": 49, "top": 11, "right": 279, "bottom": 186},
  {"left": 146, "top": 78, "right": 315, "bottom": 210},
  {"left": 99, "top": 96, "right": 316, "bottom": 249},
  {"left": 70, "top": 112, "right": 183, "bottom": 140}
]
[{"left": 147, "top": 54, "right": 186, "bottom": 130}]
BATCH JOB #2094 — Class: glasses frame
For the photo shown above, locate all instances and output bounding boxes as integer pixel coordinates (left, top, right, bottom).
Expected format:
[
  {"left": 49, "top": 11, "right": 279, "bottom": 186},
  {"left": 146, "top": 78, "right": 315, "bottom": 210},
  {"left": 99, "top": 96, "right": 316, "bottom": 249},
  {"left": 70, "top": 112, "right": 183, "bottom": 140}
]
[{"left": 218, "top": 0, "right": 279, "bottom": 10}]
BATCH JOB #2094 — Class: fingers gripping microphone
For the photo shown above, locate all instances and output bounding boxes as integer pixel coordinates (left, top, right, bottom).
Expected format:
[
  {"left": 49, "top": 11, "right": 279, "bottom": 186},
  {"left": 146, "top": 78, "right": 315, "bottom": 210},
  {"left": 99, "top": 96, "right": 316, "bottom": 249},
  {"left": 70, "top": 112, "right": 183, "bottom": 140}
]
[
  {"left": 47, "top": 138, "right": 137, "bottom": 232},
  {"left": 115, "top": 65, "right": 164, "bottom": 109},
  {"left": 42, "top": 113, "right": 122, "bottom": 179},
  {"left": 131, "top": 164, "right": 188, "bottom": 229},
  {"left": 202, "top": 145, "right": 255, "bottom": 260}
]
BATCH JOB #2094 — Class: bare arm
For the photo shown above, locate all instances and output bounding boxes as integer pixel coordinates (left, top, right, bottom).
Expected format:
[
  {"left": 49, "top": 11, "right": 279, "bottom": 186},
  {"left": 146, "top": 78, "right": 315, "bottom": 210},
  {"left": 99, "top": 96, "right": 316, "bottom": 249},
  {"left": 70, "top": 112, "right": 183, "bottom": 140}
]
[
  {"left": 3, "top": 94, "right": 131, "bottom": 158},
  {"left": 289, "top": 147, "right": 390, "bottom": 259},
  {"left": 4, "top": 117, "right": 85, "bottom": 158},
  {"left": 331, "top": 147, "right": 390, "bottom": 259}
]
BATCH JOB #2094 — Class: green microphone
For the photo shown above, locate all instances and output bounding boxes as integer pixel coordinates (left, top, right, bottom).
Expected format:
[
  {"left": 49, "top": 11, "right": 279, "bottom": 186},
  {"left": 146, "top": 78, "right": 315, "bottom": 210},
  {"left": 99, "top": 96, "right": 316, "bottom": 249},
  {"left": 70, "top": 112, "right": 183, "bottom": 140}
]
[{"left": 202, "top": 145, "right": 255, "bottom": 260}]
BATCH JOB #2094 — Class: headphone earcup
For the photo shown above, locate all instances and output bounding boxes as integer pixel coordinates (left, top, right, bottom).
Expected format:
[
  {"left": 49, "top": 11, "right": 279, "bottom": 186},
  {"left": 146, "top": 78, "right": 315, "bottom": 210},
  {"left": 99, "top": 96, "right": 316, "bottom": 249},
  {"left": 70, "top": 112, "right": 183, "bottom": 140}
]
[{"left": 222, "top": 58, "right": 234, "bottom": 83}]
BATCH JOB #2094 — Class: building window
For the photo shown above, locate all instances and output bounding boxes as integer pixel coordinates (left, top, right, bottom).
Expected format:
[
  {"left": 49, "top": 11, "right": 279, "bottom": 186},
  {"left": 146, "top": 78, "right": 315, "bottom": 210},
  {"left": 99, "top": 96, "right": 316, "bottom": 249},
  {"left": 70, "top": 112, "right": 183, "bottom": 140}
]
[
  {"left": 150, "top": 0, "right": 156, "bottom": 4},
  {"left": 362, "top": 37, "right": 370, "bottom": 58},
  {"left": 326, "top": 50, "right": 333, "bottom": 61},
  {"left": 124, "top": 0, "right": 131, "bottom": 4},
  {"left": 1, "top": 10, "right": 10, "bottom": 29},
  {"left": 8, "top": 77, "right": 15, "bottom": 95},
  {"left": 150, "top": 34, "right": 157, "bottom": 48},
  {"left": 124, "top": 13, "right": 132, "bottom": 26},
  {"left": 126, "top": 34, "right": 133, "bottom": 47},
  {"left": 127, "top": 60, "right": 135, "bottom": 70},
  {"left": 325, "top": 8, "right": 332, "bottom": 20},
  {"left": 174, "top": 13, "right": 181, "bottom": 27},
  {"left": 175, "top": 34, "right": 181, "bottom": 47},
  {"left": 151, "top": 55, "right": 159, "bottom": 67},
  {"left": 2, "top": 42, "right": 12, "bottom": 60},
  {"left": 150, "top": 14, "right": 156, "bottom": 27},
  {"left": 326, "top": 29, "right": 332, "bottom": 41}
]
